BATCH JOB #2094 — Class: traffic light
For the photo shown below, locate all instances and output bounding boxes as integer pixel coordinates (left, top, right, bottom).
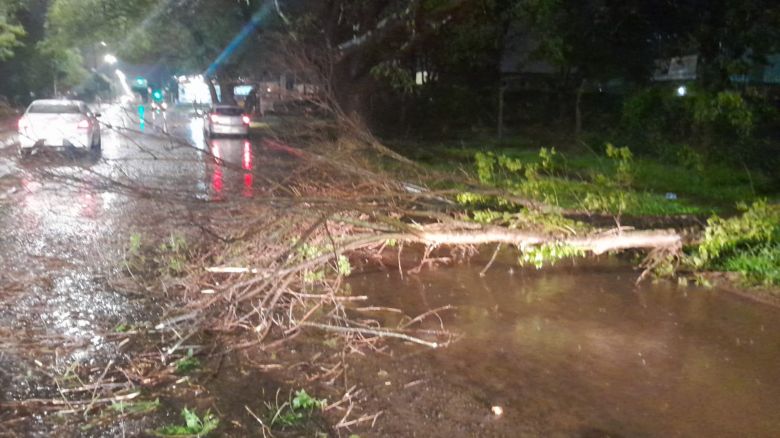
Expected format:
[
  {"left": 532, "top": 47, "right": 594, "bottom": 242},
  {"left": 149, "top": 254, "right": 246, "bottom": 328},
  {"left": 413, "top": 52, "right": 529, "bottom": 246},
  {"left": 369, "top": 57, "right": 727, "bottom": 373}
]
[{"left": 152, "top": 90, "right": 163, "bottom": 101}]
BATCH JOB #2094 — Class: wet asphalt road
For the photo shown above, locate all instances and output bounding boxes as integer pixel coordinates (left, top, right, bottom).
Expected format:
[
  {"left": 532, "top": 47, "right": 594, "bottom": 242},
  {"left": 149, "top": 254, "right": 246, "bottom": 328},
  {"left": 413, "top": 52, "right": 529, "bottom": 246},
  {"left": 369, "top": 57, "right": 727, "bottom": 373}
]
[{"left": 0, "top": 104, "right": 285, "bottom": 406}]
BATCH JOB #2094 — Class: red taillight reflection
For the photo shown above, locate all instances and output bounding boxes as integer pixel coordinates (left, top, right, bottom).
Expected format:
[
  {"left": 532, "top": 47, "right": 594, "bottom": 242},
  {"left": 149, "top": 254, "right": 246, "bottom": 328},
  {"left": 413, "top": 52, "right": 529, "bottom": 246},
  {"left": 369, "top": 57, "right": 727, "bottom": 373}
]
[
  {"left": 241, "top": 115, "right": 251, "bottom": 125},
  {"left": 243, "top": 173, "right": 253, "bottom": 197},
  {"left": 77, "top": 119, "right": 90, "bottom": 129},
  {"left": 212, "top": 166, "right": 223, "bottom": 194},
  {"left": 211, "top": 143, "right": 223, "bottom": 196},
  {"left": 242, "top": 141, "right": 252, "bottom": 170}
]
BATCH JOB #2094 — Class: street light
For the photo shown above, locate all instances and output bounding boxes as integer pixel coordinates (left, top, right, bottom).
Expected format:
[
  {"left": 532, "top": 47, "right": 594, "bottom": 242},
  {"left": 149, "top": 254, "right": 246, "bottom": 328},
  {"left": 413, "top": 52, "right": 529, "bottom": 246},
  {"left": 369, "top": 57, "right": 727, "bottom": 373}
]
[{"left": 104, "top": 54, "right": 118, "bottom": 65}]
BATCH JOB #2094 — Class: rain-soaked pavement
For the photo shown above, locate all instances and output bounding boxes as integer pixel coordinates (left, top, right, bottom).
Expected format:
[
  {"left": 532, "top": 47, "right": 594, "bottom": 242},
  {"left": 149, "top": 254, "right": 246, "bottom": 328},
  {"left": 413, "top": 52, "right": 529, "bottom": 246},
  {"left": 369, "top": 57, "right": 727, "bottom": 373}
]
[
  {"left": 2, "top": 106, "right": 780, "bottom": 437},
  {"left": 0, "top": 104, "right": 291, "bottom": 428}
]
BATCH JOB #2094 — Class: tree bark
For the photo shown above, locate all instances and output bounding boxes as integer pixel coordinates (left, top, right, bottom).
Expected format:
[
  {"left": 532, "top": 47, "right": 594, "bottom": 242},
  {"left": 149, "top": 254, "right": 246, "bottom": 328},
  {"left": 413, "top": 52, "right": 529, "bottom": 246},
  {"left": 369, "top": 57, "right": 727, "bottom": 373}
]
[
  {"left": 405, "top": 225, "right": 681, "bottom": 255},
  {"left": 575, "top": 79, "right": 585, "bottom": 138},
  {"left": 207, "top": 81, "right": 219, "bottom": 104},
  {"left": 497, "top": 81, "right": 505, "bottom": 141},
  {"left": 218, "top": 79, "right": 236, "bottom": 105}
]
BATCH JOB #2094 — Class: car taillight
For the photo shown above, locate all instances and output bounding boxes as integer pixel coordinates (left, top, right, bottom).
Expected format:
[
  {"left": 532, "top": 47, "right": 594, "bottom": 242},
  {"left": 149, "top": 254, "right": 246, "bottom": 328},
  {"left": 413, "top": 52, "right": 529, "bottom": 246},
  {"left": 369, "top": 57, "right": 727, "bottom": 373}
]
[
  {"left": 77, "top": 119, "right": 91, "bottom": 129},
  {"left": 242, "top": 115, "right": 251, "bottom": 125},
  {"left": 18, "top": 117, "right": 28, "bottom": 130},
  {"left": 209, "top": 114, "right": 218, "bottom": 123}
]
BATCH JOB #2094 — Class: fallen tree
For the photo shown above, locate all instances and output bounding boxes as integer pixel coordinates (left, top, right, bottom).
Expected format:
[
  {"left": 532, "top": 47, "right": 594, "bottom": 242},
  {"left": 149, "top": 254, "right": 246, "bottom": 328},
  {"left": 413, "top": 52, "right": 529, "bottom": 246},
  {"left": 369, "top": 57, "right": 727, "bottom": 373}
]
[
  {"left": 138, "top": 129, "right": 686, "bottom": 355},
  {"left": 398, "top": 224, "right": 680, "bottom": 254}
]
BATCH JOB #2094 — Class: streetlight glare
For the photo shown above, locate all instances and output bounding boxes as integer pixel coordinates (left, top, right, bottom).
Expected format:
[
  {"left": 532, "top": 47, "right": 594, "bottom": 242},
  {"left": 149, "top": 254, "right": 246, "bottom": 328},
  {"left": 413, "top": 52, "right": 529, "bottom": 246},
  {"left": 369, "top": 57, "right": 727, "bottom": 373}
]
[{"left": 104, "top": 54, "right": 118, "bottom": 65}]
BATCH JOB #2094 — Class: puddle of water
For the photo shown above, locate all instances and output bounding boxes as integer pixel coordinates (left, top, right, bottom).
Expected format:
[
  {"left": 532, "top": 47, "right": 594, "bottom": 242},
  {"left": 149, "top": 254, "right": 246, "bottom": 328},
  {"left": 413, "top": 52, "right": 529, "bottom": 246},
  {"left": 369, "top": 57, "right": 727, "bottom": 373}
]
[{"left": 349, "top": 259, "right": 780, "bottom": 437}]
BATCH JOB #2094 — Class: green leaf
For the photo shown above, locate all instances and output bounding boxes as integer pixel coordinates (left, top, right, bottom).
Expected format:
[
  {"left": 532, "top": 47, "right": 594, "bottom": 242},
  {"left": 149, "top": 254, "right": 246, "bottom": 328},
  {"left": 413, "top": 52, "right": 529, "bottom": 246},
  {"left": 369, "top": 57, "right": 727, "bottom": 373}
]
[
  {"left": 183, "top": 407, "right": 200, "bottom": 430},
  {"left": 175, "top": 356, "right": 200, "bottom": 374},
  {"left": 110, "top": 398, "right": 160, "bottom": 414}
]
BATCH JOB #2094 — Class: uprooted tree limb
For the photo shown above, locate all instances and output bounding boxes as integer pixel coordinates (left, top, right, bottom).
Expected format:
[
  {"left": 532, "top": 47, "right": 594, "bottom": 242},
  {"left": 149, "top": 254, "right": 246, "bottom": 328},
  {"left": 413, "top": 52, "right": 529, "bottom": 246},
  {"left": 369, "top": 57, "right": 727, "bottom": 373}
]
[{"left": 139, "top": 125, "right": 684, "bottom": 354}]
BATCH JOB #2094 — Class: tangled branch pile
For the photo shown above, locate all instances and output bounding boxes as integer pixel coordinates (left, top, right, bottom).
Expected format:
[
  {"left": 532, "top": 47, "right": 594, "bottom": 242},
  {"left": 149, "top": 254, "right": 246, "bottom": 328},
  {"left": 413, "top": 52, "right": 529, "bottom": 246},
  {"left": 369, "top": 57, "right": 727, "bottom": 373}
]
[{"left": 145, "top": 122, "right": 683, "bottom": 356}]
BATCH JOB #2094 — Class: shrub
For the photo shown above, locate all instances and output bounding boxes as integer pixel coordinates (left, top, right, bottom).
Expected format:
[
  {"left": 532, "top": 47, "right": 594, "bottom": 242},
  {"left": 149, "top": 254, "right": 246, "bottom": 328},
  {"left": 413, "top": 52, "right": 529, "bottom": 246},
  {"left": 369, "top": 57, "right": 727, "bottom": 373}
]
[
  {"left": 694, "top": 200, "right": 779, "bottom": 265},
  {"left": 693, "top": 200, "right": 780, "bottom": 286}
]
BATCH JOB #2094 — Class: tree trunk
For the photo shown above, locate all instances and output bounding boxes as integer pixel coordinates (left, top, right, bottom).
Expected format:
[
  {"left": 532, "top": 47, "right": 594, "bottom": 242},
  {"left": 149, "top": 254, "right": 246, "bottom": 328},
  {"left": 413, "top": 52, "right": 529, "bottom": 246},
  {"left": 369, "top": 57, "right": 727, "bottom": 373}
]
[
  {"left": 497, "top": 81, "right": 505, "bottom": 141},
  {"left": 219, "top": 79, "right": 236, "bottom": 105},
  {"left": 207, "top": 81, "right": 219, "bottom": 104},
  {"left": 404, "top": 224, "right": 681, "bottom": 255},
  {"left": 575, "top": 79, "right": 585, "bottom": 138}
]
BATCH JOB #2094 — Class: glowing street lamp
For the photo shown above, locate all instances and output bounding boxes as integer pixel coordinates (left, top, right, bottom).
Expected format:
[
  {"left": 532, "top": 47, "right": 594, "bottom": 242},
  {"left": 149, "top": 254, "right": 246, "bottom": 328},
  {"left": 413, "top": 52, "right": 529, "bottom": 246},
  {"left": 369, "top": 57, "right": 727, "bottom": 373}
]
[
  {"left": 104, "top": 54, "right": 118, "bottom": 65},
  {"left": 676, "top": 85, "right": 687, "bottom": 97}
]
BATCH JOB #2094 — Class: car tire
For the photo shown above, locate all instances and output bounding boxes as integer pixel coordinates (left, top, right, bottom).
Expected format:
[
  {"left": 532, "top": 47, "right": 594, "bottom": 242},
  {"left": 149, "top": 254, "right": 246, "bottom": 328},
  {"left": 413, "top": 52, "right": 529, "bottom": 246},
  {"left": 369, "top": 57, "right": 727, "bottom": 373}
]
[{"left": 92, "top": 134, "right": 101, "bottom": 151}]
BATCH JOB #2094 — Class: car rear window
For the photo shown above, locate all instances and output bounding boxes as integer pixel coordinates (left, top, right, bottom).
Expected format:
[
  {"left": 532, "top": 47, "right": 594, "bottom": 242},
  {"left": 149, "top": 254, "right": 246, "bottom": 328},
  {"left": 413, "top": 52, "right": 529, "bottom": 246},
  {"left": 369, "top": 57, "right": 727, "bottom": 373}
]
[
  {"left": 213, "top": 107, "right": 243, "bottom": 116},
  {"left": 28, "top": 104, "right": 81, "bottom": 114}
]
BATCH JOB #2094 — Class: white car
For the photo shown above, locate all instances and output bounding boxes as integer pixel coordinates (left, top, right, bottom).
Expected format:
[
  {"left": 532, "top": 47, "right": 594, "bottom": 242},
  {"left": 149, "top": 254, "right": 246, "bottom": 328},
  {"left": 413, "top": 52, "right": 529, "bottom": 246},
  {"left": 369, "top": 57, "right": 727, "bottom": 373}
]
[
  {"left": 203, "top": 105, "right": 250, "bottom": 137},
  {"left": 18, "top": 99, "right": 102, "bottom": 157}
]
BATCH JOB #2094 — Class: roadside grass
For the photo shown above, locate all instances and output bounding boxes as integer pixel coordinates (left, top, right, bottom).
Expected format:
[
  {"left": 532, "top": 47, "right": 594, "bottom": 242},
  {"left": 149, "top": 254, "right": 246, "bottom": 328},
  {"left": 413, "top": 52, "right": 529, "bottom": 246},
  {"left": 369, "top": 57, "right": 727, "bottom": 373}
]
[
  {"left": 153, "top": 407, "right": 219, "bottom": 437},
  {"left": 389, "top": 136, "right": 779, "bottom": 287},
  {"left": 266, "top": 389, "right": 326, "bottom": 429},
  {"left": 497, "top": 175, "right": 703, "bottom": 216},
  {"left": 125, "top": 232, "right": 193, "bottom": 278},
  {"left": 721, "top": 244, "right": 780, "bottom": 288},
  {"left": 110, "top": 398, "right": 161, "bottom": 415},
  {"left": 393, "top": 137, "right": 767, "bottom": 215},
  {"left": 174, "top": 351, "right": 201, "bottom": 374}
]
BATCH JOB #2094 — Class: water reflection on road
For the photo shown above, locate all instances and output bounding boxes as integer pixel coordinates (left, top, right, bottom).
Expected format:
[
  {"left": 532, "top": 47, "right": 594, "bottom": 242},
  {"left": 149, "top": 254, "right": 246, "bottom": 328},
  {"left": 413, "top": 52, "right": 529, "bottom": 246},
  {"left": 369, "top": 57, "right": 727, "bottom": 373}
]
[
  {"left": 208, "top": 138, "right": 254, "bottom": 200},
  {"left": 0, "top": 104, "right": 310, "bottom": 436},
  {"left": 0, "top": 105, "right": 257, "bottom": 406},
  {"left": 350, "top": 259, "right": 780, "bottom": 437}
]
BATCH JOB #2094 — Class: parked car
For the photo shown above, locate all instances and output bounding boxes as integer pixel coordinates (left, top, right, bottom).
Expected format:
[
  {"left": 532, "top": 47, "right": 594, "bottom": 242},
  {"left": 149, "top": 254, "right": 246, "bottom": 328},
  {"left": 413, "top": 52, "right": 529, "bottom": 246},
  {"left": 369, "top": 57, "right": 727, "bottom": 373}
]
[
  {"left": 17, "top": 99, "right": 101, "bottom": 157},
  {"left": 203, "top": 105, "right": 250, "bottom": 137}
]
